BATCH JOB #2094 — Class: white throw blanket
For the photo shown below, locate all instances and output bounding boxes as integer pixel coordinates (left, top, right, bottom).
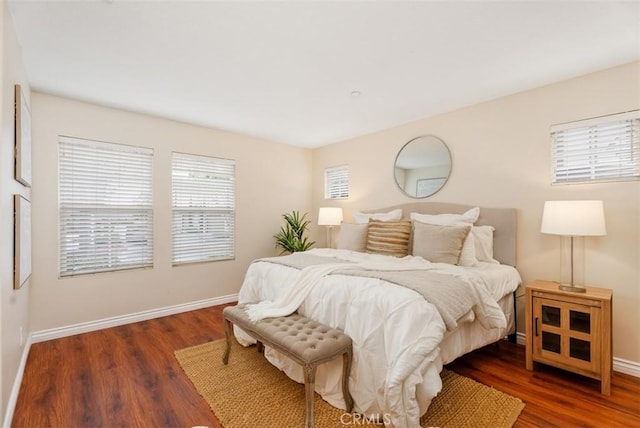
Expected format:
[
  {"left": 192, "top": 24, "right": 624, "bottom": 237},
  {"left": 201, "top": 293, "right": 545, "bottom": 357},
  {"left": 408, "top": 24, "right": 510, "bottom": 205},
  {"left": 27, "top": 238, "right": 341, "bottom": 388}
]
[
  {"left": 245, "top": 262, "right": 348, "bottom": 321},
  {"left": 245, "top": 256, "right": 437, "bottom": 322}
]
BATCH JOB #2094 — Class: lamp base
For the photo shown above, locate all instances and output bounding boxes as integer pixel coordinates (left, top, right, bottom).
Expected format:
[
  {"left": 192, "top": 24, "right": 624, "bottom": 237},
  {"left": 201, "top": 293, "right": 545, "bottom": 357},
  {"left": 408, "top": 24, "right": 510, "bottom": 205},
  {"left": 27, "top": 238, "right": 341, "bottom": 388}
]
[
  {"left": 558, "top": 283, "right": 587, "bottom": 293},
  {"left": 325, "top": 226, "right": 335, "bottom": 249}
]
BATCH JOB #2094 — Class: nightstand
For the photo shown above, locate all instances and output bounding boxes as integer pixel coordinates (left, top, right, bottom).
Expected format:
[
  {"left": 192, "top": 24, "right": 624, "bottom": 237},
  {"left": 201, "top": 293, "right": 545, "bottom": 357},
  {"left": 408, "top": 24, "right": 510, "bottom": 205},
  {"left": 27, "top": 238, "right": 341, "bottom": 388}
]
[{"left": 525, "top": 280, "right": 612, "bottom": 395}]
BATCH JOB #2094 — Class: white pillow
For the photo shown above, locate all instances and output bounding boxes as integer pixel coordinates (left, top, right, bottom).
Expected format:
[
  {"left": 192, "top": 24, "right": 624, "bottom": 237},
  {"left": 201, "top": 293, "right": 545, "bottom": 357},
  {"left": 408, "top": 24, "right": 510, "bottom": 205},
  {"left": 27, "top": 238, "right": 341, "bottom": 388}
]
[
  {"left": 457, "top": 232, "right": 477, "bottom": 267},
  {"left": 473, "top": 225, "right": 499, "bottom": 264},
  {"left": 336, "top": 222, "right": 368, "bottom": 252},
  {"left": 409, "top": 207, "right": 480, "bottom": 225},
  {"left": 410, "top": 207, "right": 480, "bottom": 267},
  {"left": 352, "top": 208, "right": 402, "bottom": 224}
]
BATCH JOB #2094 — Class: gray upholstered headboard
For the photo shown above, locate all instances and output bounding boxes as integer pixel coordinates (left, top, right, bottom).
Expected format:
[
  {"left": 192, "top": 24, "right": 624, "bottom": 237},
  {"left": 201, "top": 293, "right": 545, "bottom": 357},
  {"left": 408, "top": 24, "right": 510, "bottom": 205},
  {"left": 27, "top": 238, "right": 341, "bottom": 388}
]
[{"left": 365, "top": 202, "right": 517, "bottom": 267}]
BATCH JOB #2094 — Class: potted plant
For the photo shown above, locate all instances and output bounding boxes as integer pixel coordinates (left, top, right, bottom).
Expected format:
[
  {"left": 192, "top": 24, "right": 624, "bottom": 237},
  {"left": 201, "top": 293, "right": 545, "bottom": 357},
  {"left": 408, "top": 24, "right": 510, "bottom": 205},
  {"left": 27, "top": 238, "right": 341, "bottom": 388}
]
[{"left": 274, "top": 211, "right": 315, "bottom": 254}]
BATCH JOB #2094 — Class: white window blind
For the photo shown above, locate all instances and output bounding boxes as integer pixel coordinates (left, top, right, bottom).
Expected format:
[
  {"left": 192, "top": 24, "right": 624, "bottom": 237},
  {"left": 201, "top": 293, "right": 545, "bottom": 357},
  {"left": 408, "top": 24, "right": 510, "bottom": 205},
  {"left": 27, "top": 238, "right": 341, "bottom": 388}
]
[
  {"left": 325, "top": 165, "right": 349, "bottom": 199},
  {"left": 59, "top": 136, "right": 154, "bottom": 276},
  {"left": 551, "top": 111, "right": 640, "bottom": 184},
  {"left": 172, "top": 153, "right": 235, "bottom": 265}
]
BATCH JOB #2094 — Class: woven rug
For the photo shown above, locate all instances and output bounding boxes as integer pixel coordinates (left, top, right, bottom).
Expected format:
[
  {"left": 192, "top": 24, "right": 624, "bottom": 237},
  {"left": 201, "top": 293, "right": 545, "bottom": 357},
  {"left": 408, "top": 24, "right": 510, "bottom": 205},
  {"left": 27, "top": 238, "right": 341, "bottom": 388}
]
[{"left": 175, "top": 339, "right": 525, "bottom": 427}]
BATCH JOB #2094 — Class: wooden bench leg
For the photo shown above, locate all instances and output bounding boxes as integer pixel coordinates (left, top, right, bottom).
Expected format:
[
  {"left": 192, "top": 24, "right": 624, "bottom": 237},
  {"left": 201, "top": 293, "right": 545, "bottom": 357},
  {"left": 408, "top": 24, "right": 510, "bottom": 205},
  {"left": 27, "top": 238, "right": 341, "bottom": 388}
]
[
  {"left": 342, "top": 349, "right": 353, "bottom": 412},
  {"left": 222, "top": 317, "right": 233, "bottom": 365},
  {"left": 303, "top": 364, "right": 317, "bottom": 428}
]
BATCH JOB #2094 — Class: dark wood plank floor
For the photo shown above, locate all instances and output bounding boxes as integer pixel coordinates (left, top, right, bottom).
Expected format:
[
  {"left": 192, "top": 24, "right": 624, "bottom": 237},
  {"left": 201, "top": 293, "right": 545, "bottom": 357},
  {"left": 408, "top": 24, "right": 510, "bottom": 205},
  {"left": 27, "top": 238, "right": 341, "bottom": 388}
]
[{"left": 12, "top": 304, "right": 640, "bottom": 427}]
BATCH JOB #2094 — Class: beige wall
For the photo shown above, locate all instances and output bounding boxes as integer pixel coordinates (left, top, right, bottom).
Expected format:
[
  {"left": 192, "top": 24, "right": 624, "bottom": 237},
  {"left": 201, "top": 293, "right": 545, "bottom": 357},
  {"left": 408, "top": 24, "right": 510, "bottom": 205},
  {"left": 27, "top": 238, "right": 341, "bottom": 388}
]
[
  {"left": 312, "top": 62, "right": 640, "bottom": 364},
  {"left": 1, "top": 2, "right": 32, "bottom": 422},
  {"left": 30, "top": 93, "right": 312, "bottom": 331}
]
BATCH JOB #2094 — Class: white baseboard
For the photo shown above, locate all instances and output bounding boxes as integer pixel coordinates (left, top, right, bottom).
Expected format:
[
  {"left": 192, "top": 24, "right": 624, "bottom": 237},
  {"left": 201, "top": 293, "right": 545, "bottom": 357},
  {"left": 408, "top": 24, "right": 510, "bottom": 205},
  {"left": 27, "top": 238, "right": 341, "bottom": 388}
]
[
  {"left": 31, "top": 293, "right": 238, "bottom": 343},
  {"left": 611, "top": 357, "right": 640, "bottom": 378},
  {"left": 3, "top": 336, "right": 32, "bottom": 428},
  {"left": 515, "top": 332, "right": 640, "bottom": 378}
]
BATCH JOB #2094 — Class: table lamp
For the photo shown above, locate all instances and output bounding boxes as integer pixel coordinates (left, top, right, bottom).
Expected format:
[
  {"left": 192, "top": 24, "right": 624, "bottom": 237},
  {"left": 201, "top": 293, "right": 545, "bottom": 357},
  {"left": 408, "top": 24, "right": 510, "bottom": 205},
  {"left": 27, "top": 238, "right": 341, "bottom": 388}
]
[
  {"left": 318, "top": 207, "right": 343, "bottom": 249},
  {"left": 541, "top": 200, "right": 606, "bottom": 292}
]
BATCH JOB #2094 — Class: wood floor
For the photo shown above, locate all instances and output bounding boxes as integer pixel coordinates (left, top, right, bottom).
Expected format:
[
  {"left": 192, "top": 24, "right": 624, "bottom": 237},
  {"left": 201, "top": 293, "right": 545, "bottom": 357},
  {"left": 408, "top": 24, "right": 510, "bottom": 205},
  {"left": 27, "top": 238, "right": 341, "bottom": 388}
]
[{"left": 12, "top": 304, "right": 640, "bottom": 428}]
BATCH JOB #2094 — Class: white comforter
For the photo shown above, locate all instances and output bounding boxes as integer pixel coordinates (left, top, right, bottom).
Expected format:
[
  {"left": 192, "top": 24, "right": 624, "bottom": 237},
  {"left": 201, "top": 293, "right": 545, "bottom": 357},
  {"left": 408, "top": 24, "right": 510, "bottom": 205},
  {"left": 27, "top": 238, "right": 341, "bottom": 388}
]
[{"left": 235, "top": 249, "right": 519, "bottom": 428}]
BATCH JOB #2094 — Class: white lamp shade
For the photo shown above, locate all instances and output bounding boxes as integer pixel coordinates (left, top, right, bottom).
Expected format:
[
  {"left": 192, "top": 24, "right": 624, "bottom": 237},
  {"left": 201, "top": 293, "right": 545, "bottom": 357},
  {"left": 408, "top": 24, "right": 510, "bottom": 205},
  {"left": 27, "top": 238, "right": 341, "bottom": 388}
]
[
  {"left": 541, "top": 200, "right": 606, "bottom": 236},
  {"left": 318, "top": 207, "right": 343, "bottom": 226}
]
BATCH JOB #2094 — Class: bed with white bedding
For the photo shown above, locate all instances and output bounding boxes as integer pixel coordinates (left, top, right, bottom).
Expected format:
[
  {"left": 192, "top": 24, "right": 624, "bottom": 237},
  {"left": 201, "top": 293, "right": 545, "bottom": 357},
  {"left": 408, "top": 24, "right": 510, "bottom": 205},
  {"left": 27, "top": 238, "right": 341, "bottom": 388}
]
[{"left": 234, "top": 203, "right": 520, "bottom": 428}]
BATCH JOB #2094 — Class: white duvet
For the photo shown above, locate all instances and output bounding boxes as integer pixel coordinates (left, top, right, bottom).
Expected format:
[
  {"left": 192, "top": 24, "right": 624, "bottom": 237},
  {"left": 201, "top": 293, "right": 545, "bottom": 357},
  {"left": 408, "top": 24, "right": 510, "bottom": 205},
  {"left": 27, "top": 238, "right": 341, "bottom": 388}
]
[{"left": 235, "top": 249, "right": 520, "bottom": 428}]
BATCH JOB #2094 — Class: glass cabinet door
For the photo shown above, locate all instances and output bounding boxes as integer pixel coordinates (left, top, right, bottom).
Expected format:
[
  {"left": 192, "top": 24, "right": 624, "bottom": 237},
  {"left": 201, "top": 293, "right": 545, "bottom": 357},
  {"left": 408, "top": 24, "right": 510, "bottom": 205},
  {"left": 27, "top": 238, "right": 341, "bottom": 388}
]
[{"left": 533, "top": 297, "right": 598, "bottom": 373}]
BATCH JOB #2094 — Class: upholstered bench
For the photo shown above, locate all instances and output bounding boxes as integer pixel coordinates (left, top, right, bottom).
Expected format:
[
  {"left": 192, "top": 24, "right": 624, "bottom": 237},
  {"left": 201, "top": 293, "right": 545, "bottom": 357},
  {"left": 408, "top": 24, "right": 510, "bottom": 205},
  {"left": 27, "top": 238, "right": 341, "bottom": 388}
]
[{"left": 222, "top": 305, "right": 354, "bottom": 428}]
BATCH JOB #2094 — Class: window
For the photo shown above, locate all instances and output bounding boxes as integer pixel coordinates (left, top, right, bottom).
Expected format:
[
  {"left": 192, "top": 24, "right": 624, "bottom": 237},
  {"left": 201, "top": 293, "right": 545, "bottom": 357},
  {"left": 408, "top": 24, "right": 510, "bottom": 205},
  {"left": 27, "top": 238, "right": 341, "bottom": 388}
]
[
  {"left": 59, "top": 136, "right": 153, "bottom": 276},
  {"left": 551, "top": 111, "right": 640, "bottom": 184},
  {"left": 325, "top": 165, "right": 349, "bottom": 199},
  {"left": 172, "top": 152, "right": 235, "bottom": 264}
]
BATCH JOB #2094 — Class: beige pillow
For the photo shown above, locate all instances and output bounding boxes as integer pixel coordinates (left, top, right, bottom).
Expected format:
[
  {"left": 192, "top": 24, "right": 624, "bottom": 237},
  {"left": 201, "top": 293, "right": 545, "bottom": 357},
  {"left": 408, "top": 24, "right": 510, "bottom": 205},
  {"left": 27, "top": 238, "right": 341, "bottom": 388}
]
[
  {"left": 337, "top": 222, "right": 368, "bottom": 252},
  {"left": 366, "top": 219, "right": 412, "bottom": 257},
  {"left": 410, "top": 207, "right": 480, "bottom": 266},
  {"left": 412, "top": 222, "right": 472, "bottom": 265}
]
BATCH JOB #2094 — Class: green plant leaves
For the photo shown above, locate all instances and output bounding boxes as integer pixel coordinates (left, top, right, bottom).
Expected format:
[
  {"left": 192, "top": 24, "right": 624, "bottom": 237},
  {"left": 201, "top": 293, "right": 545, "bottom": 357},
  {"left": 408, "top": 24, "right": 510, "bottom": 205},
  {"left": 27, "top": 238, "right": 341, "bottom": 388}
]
[{"left": 274, "top": 210, "right": 315, "bottom": 254}]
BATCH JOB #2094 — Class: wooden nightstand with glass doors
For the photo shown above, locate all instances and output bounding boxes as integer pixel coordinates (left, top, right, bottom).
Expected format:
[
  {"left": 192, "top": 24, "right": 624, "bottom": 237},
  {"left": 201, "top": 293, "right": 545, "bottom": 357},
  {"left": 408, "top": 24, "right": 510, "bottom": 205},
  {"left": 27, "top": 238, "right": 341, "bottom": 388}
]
[{"left": 525, "top": 280, "right": 612, "bottom": 395}]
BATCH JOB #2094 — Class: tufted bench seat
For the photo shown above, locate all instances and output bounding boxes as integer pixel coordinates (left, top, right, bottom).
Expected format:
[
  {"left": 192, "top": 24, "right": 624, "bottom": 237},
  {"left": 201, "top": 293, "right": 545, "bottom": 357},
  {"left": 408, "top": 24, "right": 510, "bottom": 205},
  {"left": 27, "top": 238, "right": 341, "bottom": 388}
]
[{"left": 222, "top": 304, "right": 353, "bottom": 428}]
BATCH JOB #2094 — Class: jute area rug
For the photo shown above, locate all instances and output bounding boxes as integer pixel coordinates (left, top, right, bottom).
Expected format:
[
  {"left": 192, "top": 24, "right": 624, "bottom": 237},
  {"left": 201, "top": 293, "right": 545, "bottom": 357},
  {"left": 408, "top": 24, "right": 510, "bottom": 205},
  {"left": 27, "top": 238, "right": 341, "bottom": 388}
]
[{"left": 175, "top": 339, "right": 525, "bottom": 427}]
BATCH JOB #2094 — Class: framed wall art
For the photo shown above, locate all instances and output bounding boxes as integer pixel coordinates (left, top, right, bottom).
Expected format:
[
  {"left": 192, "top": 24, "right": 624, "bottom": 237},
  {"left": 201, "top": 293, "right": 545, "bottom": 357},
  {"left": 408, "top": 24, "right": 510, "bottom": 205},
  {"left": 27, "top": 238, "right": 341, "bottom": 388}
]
[
  {"left": 416, "top": 177, "right": 447, "bottom": 198},
  {"left": 14, "top": 195, "right": 32, "bottom": 289},
  {"left": 15, "top": 84, "right": 32, "bottom": 187}
]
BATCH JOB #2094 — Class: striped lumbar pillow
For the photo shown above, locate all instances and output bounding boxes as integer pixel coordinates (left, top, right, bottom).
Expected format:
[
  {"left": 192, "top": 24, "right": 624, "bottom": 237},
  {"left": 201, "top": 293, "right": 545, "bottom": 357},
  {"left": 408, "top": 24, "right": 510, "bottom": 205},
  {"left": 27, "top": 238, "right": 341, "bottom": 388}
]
[{"left": 366, "top": 219, "right": 412, "bottom": 257}]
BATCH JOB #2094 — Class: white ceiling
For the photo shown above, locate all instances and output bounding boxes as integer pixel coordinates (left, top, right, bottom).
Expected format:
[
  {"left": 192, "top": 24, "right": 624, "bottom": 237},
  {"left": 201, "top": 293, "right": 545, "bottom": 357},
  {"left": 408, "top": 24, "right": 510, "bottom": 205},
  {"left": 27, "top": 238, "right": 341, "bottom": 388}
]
[{"left": 7, "top": 1, "right": 640, "bottom": 148}]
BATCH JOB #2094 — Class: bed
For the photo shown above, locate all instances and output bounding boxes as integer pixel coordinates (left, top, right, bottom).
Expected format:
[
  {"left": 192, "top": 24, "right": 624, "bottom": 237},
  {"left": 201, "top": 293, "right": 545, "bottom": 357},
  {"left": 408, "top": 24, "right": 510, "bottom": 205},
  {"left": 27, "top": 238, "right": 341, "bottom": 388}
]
[{"left": 235, "top": 202, "right": 520, "bottom": 428}]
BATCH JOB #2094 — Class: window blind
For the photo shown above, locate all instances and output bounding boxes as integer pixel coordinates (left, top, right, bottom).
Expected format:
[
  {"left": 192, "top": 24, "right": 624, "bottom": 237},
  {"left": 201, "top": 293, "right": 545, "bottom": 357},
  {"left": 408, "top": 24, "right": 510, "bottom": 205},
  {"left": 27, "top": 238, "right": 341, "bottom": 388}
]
[
  {"left": 59, "top": 136, "right": 154, "bottom": 276},
  {"left": 172, "top": 152, "right": 235, "bottom": 265},
  {"left": 325, "top": 165, "right": 349, "bottom": 199},
  {"left": 551, "top": 111, "right": 640, "bottom": 184}
]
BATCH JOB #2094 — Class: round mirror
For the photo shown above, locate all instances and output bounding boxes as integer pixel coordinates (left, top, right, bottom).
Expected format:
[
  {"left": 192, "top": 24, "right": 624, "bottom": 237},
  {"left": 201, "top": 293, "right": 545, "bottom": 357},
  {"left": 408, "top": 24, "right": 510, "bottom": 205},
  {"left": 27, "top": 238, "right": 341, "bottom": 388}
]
[{"left": 394, "top": 135, "right": 451, "bottom": 198}]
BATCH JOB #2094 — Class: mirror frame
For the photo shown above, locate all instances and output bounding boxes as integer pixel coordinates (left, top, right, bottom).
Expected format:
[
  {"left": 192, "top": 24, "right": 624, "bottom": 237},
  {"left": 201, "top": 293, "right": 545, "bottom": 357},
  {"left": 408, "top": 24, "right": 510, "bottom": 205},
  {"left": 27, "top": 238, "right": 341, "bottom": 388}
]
[{"left": 393, "top": 135, "right": 452, "bottom": 199}]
